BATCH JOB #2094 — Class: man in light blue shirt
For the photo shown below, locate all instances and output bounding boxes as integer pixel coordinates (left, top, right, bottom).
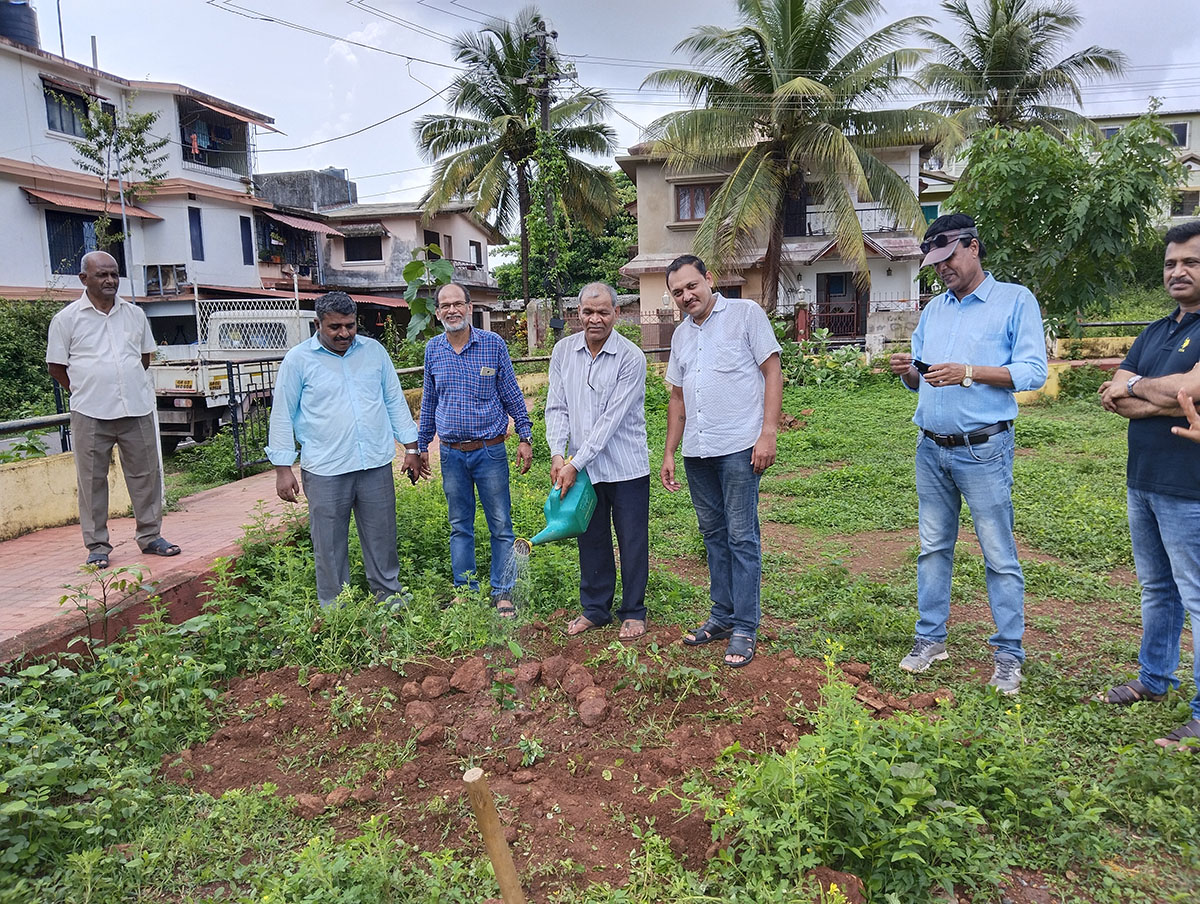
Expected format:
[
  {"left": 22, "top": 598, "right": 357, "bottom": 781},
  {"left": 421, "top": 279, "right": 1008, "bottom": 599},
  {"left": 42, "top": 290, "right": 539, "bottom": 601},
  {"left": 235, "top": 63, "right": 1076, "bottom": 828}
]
[
  {"left": 267, "top": 292, "right": 420, "bottom": 607},
  {"left": 889, "top": 213, "right": 1047, "bottom": 694}
]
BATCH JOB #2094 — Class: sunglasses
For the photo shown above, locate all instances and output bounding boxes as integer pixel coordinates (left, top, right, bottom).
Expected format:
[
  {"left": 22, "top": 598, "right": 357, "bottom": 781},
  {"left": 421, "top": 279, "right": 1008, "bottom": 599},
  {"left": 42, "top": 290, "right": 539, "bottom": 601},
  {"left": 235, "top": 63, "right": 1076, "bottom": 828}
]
[{"left": 919, "top": 229, "right": 977, "bottom": 255}]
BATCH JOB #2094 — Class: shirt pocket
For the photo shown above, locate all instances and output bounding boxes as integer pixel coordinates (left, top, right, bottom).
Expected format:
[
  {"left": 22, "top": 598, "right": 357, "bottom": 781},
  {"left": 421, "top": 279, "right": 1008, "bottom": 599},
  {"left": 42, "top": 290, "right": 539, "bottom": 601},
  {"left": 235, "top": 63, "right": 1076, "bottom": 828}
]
[{"left": 476, "top": 366, "right": 498, "bottom": 402}]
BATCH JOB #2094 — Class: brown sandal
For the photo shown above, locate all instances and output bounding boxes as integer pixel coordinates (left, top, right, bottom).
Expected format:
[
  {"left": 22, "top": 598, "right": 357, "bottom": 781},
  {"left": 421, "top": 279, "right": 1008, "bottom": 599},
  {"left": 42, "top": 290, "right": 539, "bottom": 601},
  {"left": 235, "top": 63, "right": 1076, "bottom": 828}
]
[
  {"left": 619, "top": 618, "right": 646, "bottom": 640},
  {"left": 1155, "top": 718, "right": 1200, "bottom": 752},
  {"left": 1091, "top": 678, "right": 1166, "bottom": 705},
  {"left": 566, "top": 614, "right": 606, "bottom": 636}
]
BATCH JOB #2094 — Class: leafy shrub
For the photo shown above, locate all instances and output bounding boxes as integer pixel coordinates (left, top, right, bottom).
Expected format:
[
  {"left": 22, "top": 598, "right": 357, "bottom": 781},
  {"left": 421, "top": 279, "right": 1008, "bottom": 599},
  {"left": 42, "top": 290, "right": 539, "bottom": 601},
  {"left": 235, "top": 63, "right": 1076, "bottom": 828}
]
[
  {"left": 1057, "top": 364, "right": 1110, "bottom": 400},
  {"left": 0, "top": 298, "right": 63, "bottom": 419},
  {"left": 779, "top": 329, "right": 874, "bottom": 388},
  {"left": 681, "top": 649, "right": 1110, "bottom": 901}
]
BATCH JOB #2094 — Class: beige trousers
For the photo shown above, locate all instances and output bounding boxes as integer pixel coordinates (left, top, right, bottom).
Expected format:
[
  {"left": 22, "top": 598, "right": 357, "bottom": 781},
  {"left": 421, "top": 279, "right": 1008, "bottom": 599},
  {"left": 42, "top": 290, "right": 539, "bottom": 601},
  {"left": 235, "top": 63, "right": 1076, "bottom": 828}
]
[{"left": 70, "top": 411, "right": 162, "bottom": 553}]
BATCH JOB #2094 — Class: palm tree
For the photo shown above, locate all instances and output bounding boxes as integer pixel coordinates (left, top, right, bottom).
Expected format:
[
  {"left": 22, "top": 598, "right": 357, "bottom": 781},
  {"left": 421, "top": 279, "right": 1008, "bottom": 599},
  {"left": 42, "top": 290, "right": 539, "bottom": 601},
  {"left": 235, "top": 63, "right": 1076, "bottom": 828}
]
[
  {"left": 414, "top": 6, "right": 618, "bottom": 305},
  {"left": 643, "top": 0, "right": 940, "bottom": 312},
  {"left": 917, "top": 0, "right": 1127, "bottom": 151}
]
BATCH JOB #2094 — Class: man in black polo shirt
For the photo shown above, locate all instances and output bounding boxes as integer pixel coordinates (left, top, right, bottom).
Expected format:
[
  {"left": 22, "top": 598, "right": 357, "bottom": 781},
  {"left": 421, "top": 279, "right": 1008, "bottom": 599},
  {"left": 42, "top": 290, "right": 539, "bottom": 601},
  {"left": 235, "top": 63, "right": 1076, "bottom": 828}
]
[{"left": 1096, "top": 220, "right": 1200, "bottom": 751}]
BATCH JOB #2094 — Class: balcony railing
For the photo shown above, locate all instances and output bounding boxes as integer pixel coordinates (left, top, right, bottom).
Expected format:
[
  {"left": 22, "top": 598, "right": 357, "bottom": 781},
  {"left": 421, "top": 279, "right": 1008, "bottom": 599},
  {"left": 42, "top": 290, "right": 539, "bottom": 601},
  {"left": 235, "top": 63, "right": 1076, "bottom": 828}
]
[{"left": 802, "top": 204, "right": 907, "bottom": 236}]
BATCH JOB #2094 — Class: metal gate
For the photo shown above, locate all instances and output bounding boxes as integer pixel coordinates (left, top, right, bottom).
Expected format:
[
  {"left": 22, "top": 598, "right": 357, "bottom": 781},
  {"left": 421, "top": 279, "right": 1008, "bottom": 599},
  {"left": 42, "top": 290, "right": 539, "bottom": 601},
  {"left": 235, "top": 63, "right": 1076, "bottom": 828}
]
[{"left": 226, "top": 358, "right": 282, "bottom": 474}]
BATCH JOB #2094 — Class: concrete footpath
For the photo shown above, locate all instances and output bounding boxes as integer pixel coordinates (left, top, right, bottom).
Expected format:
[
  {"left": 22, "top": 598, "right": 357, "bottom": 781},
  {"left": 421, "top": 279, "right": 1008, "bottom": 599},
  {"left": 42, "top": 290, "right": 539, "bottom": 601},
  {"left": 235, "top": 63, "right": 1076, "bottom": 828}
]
[{"left": 0, "top": 469, "right": 289, "bottom": 661}]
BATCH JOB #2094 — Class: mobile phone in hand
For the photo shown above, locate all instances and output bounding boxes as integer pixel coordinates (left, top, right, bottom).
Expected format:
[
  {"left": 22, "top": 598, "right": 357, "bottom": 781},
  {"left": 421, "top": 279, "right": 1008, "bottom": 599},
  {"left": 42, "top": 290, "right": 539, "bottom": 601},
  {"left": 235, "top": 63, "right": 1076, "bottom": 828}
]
[{"left": 912, "top": 359, "right": 931, "bottom": 374}]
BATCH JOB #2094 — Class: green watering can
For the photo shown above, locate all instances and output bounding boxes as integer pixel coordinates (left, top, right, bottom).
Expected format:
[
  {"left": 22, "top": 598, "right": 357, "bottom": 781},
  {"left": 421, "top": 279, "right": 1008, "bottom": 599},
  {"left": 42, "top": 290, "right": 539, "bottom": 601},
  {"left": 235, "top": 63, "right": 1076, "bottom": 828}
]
[{"left": 515, "top": 466, "right": 597, "bottom": 553}]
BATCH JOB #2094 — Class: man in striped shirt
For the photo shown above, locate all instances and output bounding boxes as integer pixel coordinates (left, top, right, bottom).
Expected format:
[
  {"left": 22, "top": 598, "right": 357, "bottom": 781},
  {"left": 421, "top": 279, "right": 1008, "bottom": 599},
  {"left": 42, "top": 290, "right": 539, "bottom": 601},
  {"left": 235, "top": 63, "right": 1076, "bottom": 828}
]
[
  {"left": 417, "top": 283, "right": 533, "bottom": 617},
  {"left": 546, "top": 283, "right": 650, "bottom": 639}
]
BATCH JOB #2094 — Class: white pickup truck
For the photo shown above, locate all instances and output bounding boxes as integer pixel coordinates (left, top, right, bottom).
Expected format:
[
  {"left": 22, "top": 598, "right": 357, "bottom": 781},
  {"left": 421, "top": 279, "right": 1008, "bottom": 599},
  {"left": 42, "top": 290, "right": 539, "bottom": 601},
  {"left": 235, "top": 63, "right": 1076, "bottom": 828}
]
[{"left": 150, "top": 303, "right": 315, "bottom": 452}]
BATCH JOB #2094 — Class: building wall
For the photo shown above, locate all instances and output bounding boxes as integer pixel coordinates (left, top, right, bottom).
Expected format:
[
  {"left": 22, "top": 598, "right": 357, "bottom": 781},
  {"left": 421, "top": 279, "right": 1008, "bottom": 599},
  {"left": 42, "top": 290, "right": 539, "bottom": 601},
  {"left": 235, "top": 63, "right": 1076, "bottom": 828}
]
[
  {"left": 323, "top": 212, "right": 496, "bottom": 289},
  {"left": 0, "top": 41, "right": 268, "bottom": 297}
]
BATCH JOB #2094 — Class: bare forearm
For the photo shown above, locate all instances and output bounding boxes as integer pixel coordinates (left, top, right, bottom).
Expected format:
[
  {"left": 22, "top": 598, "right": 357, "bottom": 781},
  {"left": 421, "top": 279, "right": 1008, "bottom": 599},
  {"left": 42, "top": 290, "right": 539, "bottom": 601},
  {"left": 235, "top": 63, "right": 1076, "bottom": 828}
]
[
  {"left": 47, "top": 364, "right": 70, "bottom": 392},
  {"left": 973, "top": 365, "right": 1014, "bottom": 389},
  {"left": 664, "top": 391, "right": 685, "bottom": 456},
  {"left": 760, "top": 354, "right": 782, "bottom": 434}
]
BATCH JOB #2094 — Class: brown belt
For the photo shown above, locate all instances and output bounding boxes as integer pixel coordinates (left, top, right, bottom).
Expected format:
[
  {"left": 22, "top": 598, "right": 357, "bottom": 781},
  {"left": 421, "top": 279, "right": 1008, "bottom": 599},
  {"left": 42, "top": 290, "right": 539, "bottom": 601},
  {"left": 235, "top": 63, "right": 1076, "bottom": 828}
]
[{"left": 444, "top": 433, "right": 508, "bottom": 452}]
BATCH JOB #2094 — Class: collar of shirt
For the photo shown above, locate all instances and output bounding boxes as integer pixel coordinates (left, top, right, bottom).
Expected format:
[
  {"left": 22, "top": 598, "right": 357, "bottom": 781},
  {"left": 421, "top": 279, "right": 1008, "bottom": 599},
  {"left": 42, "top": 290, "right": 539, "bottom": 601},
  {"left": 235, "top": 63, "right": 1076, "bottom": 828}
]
[
  {"left": 78, "top": 292, "right": 130, "bottom": 314},
  {"left": 435, "top": 327, "right": 477, "bottom": 354},
  {"left": 944, "top": 272, "right": 996, "bottom": 306},
  {"left": 572, "top": 328, "right": 621, "bottom": 359},
  {"left": 686, "top": 292, "right": 728, "bottom": 327},
  {"left": 304, "top": 333, "right": 364, "bottom": 357}
]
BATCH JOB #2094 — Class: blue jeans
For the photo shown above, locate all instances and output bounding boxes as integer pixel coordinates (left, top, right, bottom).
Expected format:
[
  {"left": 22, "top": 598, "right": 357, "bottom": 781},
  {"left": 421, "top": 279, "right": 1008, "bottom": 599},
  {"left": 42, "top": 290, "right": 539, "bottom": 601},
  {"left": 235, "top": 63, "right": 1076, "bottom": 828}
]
[
  {"left": 914, "top": 430, "right": 1025, "bottom": 661},
  {"left": 441, "top": 442, "right": 515, "bottom": 597},
  {"left": 1128, "top": 488, "right": 1200, "bottom": 720},
  {"left": 684, "top": 448, "right": 763, "bottom": 635}
]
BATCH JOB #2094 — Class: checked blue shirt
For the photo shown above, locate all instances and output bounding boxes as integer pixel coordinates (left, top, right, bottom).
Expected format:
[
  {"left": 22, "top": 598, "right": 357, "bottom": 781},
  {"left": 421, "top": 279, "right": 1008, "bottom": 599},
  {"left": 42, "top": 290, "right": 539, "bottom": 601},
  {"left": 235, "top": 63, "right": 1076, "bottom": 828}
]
[{"left": 418, "top": 327, "right": 532, "bottom": 450}]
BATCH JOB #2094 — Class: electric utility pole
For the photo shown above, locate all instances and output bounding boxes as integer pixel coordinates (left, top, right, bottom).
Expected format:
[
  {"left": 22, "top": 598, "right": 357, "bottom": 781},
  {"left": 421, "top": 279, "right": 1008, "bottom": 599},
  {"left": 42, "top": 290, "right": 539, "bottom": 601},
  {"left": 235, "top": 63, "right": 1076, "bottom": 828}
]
[{"left": 524, "top": 21, "right": 573, "bottom": 342}]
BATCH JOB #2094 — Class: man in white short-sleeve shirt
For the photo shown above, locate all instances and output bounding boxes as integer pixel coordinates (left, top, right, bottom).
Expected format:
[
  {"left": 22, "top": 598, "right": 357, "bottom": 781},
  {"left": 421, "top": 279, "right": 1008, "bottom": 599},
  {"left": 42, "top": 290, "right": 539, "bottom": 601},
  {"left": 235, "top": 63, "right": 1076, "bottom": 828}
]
[
  {"left": 46, "top": 251, "right": 179, "bottom": 568},
  {"left": 661, "top": 254, "right": 782, "bottom": 669}
]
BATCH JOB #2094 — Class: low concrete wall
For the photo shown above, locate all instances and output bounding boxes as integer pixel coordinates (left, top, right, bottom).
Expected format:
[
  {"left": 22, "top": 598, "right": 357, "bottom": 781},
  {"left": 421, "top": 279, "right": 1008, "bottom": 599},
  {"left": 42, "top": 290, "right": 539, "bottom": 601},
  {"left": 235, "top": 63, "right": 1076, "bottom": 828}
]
[
  {"left": 0, "top": 450, "right": 132, "bottom": 541},
  {"left": 865, "top": 310, "right": 921, "bottom": 358}
]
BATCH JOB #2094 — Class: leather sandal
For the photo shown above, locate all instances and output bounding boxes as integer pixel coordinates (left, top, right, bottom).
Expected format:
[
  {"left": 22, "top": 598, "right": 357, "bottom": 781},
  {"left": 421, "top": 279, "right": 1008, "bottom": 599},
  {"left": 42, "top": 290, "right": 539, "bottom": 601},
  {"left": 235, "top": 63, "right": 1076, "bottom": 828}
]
[
  {"left": 1155, "top": 718, "right": 1200, "bottom": 752},
  {"left": 1091, "top": 678, "right": 1166, "bottom": 705},
  {"left": 682, "top": 618, "right": 733, "bottom": 646}
]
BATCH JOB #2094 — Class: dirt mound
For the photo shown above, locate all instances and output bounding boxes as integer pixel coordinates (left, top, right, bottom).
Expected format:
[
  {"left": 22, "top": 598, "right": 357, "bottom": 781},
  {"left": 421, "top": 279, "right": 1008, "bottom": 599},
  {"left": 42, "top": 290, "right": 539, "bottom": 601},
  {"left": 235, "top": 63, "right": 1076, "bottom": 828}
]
[{"left": 160, "top": 625, "right": 946, "bottom": 897}]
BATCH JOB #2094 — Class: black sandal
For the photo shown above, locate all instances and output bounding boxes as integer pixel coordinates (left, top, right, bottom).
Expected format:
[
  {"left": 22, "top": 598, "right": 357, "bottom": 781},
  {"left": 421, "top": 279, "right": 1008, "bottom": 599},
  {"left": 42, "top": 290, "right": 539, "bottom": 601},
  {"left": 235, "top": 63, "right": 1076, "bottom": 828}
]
[
  {"left": 1155, "top": 718, "right": 1200, "bottom": 752},
  {"left": 724, "top": 632, "right": 756, "bottom": 668},
  {"left": 1092, "top": 678, "right": 1166, "bottom": 705},
  {"left": 682, "top": 618, "right": 733, "bottom": 646}
]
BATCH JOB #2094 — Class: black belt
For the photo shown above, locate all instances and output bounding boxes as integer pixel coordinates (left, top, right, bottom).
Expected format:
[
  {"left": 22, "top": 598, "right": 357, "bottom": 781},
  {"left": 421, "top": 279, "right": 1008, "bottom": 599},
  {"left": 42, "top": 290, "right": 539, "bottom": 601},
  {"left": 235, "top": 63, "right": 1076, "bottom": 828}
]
[{"left": 922, "top": 420, "right": 1011, "bottom": 448}]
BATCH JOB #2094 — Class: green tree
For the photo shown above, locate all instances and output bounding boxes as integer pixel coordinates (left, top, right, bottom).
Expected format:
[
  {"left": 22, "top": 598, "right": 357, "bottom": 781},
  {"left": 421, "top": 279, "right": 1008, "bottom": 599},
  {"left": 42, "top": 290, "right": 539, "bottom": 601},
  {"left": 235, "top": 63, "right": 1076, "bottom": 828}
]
[
  {"left": 917, "top": 0, "right": 1126, "bottom": 153},
  {"left": 643, "top": 0, "right": 939, "bottom": 312},
  {"left": 494, "top": 168, "right": 637, "bottom": 299},
  {"left": 947, "top": 115, "right": 1182, "bottom": 329},
  {"left": 413, "top": 6, "right": 620, "bottom": 306},
  {"left": 69, "top": 95, "right": 169, "bottom": 252}
]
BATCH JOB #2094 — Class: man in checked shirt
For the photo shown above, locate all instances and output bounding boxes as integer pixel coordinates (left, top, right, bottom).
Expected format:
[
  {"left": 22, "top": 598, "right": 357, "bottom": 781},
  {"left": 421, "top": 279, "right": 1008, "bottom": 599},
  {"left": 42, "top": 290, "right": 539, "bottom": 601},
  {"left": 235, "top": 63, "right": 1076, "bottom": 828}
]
[
  {"left": 546, "top": 283, "right": 650, "bottom": 640},
  {"left": 417, "top": 283, "right": 533, "bottom": 617}
]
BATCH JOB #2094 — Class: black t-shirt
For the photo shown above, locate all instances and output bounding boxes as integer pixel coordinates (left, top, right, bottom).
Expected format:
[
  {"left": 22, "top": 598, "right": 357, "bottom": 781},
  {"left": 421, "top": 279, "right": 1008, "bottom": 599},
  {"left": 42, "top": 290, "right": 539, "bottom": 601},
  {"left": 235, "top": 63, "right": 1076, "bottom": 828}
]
[{"left": 1121, "top": 309, "right": 1200, "bottom": 500}]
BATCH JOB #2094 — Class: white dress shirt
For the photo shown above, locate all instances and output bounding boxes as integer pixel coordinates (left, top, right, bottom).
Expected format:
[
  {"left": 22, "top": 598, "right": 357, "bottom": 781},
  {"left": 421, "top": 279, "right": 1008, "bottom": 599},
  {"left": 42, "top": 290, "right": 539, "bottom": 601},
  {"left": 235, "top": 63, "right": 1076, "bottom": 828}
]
[
  {"left": 45, "top": 293, "right": 157, "bottom": 419},
  {"left": 545, "top": 328, "right": 649, "bottom": 483},
  {"left": 665, "top": 294, "right": 781, "bottom": 458}
]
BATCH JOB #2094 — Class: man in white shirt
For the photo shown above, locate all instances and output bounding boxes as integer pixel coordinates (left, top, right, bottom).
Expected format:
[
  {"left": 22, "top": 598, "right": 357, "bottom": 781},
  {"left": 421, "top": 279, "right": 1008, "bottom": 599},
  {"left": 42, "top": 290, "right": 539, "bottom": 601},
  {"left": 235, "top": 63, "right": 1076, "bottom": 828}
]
[
  {"left": 46, "top": 251, "right": 179, "bottom": 568},
  {"left": 546, "top": 283, "right": 650, "bottom": 639},
  {"left": 661, "top": 255, "right": 782, "bottom": 668}
]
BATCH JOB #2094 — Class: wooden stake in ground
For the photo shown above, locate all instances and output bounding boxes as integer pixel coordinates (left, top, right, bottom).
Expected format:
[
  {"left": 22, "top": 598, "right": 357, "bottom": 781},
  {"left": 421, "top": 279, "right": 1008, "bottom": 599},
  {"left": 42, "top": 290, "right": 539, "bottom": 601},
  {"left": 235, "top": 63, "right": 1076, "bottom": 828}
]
[{"left": 463, "top": 767, "right": 527, "bottom": 904}]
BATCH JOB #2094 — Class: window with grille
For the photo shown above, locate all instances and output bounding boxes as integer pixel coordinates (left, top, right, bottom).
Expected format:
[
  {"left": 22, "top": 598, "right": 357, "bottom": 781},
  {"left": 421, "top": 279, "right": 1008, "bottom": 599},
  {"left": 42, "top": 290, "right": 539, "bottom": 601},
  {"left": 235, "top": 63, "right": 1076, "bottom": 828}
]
[
  {"left": 1172, "top": 190, "right": 1200, "bottom": 218},
  {"left": 45, "top": 210, "right": 126, "bottom": 275}
]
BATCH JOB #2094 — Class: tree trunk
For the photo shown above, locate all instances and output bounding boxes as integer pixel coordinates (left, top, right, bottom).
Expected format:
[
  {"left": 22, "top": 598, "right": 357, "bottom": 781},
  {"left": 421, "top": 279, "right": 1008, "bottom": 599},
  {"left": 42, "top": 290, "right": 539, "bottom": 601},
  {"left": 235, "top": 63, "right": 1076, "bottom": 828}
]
[
  {"left": 517, "top": 163, "right": 532, "bottom": 308},
  {"left": 761, "top": 206, "right": 784, "bottom": 314}
]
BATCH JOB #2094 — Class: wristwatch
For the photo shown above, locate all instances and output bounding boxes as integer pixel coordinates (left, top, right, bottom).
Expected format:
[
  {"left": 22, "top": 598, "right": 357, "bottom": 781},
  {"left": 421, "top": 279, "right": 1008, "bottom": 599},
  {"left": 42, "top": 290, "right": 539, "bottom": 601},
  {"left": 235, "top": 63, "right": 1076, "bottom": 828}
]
[
  {"left": 404, "top": 446, "right": 418, "bottom": 453},
  {"left": 1126, "top": 375, "right": 1144, "bottom": 398},
  {"left": 961, "top": 365, "right": 974, "bottom": 388}
]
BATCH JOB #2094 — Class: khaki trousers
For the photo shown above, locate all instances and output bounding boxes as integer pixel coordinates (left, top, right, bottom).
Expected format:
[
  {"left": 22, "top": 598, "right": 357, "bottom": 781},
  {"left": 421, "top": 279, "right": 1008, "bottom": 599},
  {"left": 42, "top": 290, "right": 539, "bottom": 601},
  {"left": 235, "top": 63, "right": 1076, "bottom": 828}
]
[{"left": 70, "top": 411, "right": 163, "bottom": 554}]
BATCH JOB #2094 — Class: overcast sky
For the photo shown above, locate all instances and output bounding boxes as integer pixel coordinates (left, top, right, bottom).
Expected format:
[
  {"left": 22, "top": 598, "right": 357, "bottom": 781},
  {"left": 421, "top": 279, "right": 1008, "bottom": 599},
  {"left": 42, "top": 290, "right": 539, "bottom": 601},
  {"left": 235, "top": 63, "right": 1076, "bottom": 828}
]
[{"left": 38, "top": 0, "right": 1200, "bottom": 204}]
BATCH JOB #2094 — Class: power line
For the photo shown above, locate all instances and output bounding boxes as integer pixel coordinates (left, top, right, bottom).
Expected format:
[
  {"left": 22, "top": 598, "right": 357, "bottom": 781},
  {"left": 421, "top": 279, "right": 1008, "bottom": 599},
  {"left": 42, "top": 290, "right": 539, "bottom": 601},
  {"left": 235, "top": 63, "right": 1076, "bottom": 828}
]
[
  {"left": 205, "top": 0, "right": 466, "bottom": 70},
  {"left": 258, "top": 88, "right": 448, "bottom": 152}
]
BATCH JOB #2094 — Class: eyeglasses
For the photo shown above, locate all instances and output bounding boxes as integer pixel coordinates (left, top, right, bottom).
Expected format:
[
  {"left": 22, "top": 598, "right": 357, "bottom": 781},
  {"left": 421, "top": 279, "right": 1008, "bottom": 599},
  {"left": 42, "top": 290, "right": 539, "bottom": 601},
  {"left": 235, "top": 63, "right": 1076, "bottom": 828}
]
[
  {"left": 919, "top": 229, "right": 977, "bottom": 255},
  {"left": 437, "top": 301, "right": 468, "bottom": 311}
]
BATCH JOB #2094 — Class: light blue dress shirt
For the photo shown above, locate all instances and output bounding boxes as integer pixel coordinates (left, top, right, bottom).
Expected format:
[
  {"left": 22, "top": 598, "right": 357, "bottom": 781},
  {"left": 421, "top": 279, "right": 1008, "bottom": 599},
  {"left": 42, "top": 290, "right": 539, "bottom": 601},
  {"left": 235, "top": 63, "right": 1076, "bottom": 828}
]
[
  {"left": 909, "top": 273, "right": 1048, "bottom": 434},
  {"left": 266, "top": 334, "right": 418, "bottom": 477}
]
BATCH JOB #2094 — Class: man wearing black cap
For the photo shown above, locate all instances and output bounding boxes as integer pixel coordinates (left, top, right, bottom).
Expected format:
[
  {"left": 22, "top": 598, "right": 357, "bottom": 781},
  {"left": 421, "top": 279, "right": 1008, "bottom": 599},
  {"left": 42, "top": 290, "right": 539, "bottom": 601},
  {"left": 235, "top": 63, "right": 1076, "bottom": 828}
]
[{"left": 889, "top": 213, "right": 1047, "bottom": 694}]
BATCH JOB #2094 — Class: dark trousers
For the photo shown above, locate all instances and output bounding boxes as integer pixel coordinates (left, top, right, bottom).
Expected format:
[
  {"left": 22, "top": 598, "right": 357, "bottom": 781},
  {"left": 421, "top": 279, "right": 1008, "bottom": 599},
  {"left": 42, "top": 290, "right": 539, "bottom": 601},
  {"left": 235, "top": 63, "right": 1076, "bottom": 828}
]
[{"left": 579, "top": 475, "right": 650, "bottom": 624}]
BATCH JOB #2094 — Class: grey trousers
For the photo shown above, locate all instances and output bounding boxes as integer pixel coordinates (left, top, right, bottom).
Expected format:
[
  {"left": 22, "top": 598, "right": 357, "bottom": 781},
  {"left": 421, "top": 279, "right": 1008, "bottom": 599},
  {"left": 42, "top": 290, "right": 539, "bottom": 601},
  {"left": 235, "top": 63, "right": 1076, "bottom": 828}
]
[
  {"left": 301, "top": 463, "right": 402, "bottom": 607},
  {"left": 70, "top": 411, "right": 163, "bottom": 554}
]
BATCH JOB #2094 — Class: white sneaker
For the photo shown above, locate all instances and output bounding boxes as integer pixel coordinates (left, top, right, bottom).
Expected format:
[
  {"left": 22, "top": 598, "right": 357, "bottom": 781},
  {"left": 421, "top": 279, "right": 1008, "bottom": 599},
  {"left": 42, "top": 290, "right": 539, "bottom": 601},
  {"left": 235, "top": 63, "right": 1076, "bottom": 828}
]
[
  {"left": 988, "top": 654, "right": 1023, "bottom": 695},
  {"left": 899, "top": 638, "right": 948, "bottom": 673}
]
